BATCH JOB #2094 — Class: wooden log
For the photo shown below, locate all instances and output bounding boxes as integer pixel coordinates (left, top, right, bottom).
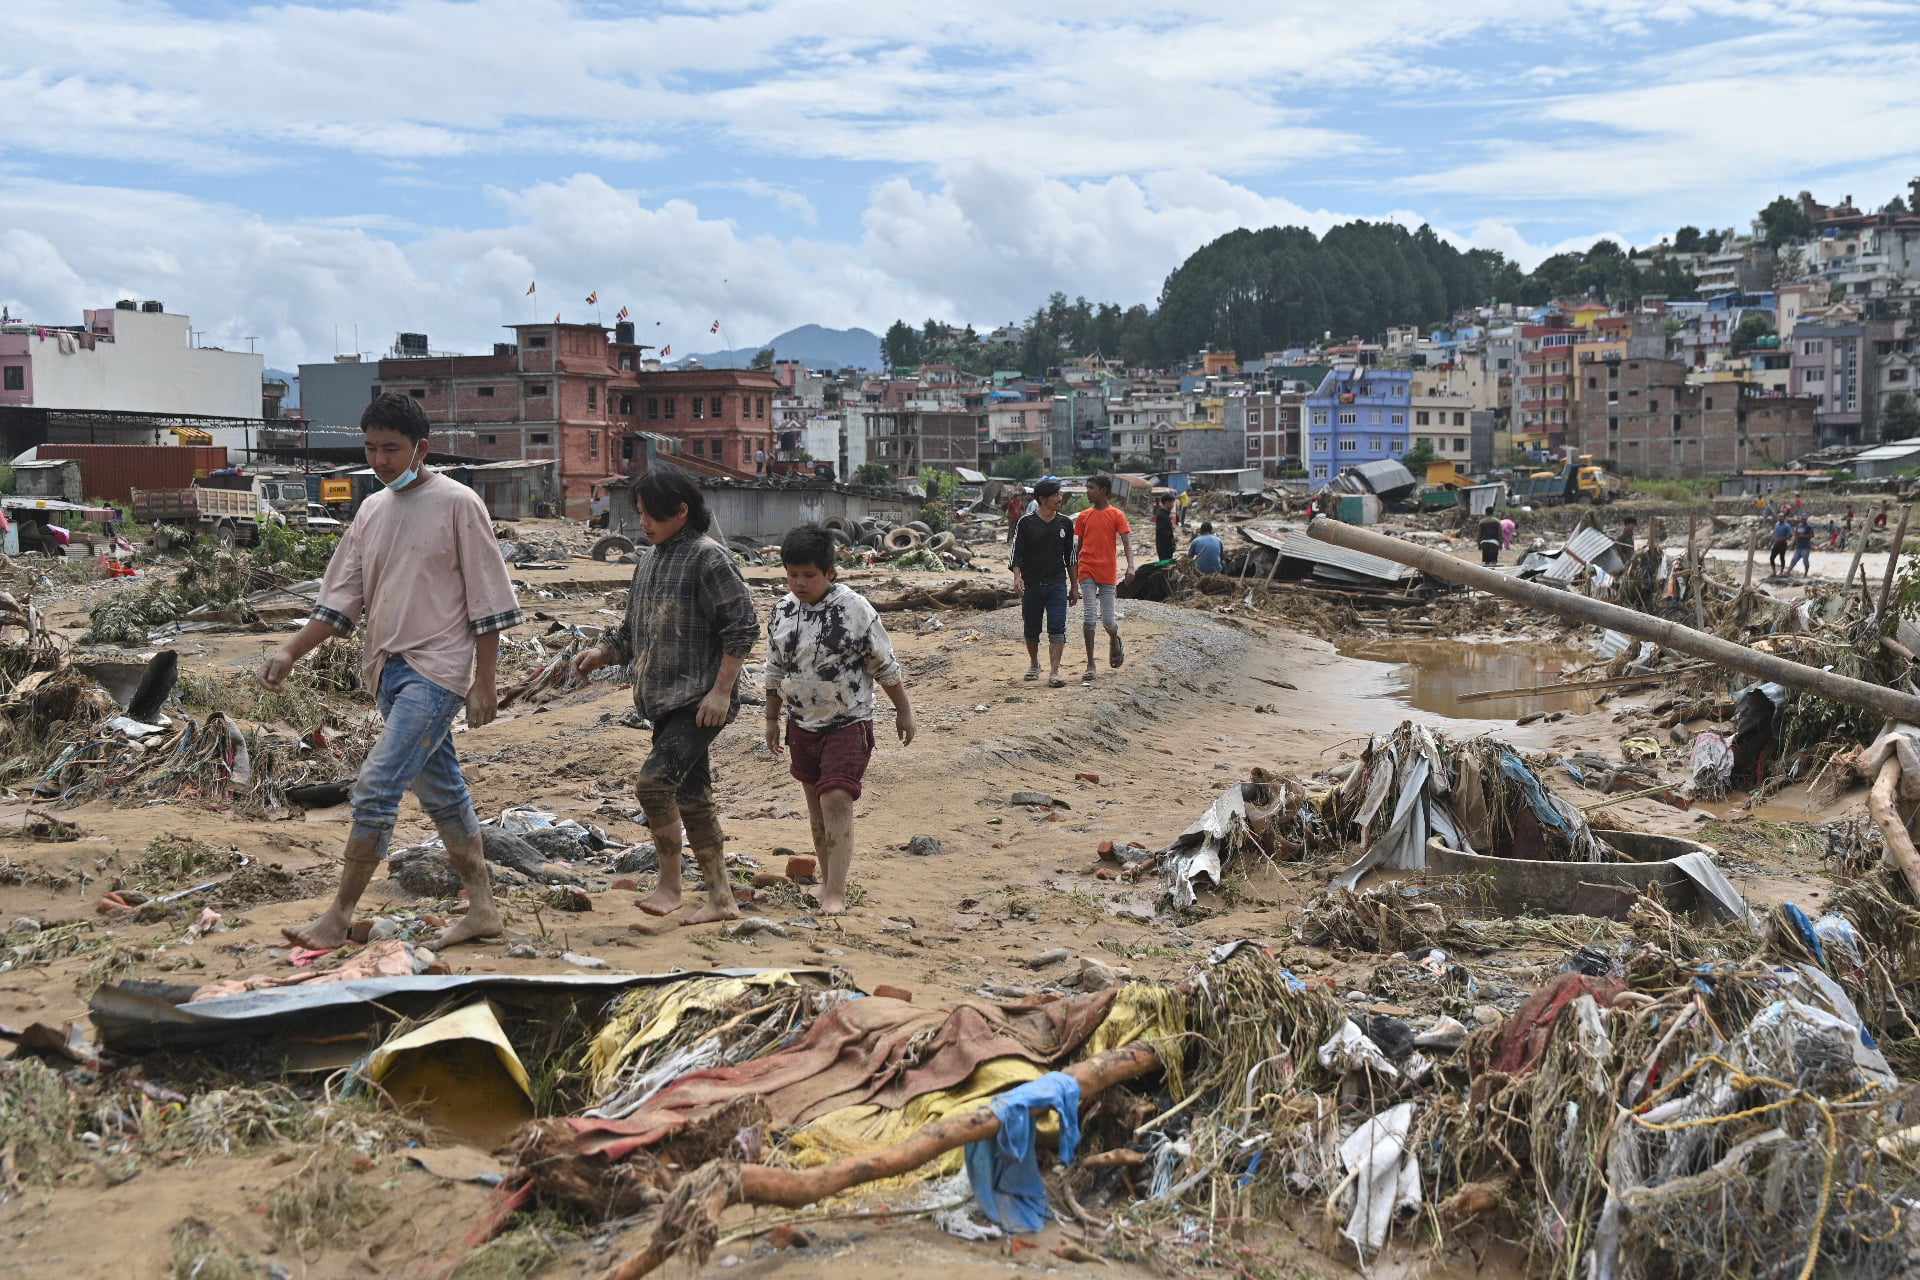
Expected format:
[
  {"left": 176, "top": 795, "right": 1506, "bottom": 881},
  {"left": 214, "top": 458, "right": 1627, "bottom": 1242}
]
[
  {"left": 1688, "top": 513, "right": 1706, "bottom": 631},
  {"left": 1874, "top": 505, "right": 1912, "bottom": 626},
  {"left": 1455, "top": 664, "right": 1710, "bottom": 704},
  {"left": 1869, "top": 755, "right": 1920, "bottom": 906},
  {"left": 1743, "top": 525, "right": 1759, "bottom": 593},
  {"left": 1305, "top": 517, "right": 1920, "bottom": 726},
  {"left": 601, "top": 1043, "right": 1162, "bottom": 1279}
]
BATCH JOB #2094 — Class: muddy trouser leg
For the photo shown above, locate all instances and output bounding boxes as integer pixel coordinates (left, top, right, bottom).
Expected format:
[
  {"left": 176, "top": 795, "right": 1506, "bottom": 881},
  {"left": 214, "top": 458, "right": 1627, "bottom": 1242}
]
[
  {"left": 345, "top": 656, "right": 467, "bottom": 905},
  {"left": 633, "top": 704, "right": 729, "bottom": 909}
]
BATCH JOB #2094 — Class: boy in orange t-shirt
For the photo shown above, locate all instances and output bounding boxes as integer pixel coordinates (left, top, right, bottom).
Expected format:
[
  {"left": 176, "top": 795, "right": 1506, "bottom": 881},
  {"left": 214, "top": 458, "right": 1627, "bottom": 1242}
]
[{"left": 1072, "top": 475, "right": 1135, "bottom": 686}]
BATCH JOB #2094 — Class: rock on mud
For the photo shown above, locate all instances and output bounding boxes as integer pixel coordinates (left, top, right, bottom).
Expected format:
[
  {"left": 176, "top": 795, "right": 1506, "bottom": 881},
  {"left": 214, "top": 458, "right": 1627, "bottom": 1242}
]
[{"left": 389, "top": 850, "right": 464, "bottom": 898}]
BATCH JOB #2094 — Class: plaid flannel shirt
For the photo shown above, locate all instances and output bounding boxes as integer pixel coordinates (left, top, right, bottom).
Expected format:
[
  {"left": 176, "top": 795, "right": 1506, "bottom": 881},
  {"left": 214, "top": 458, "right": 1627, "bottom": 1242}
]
[{"left": 609, "top": 528, "right": 758, "bottom": 721}]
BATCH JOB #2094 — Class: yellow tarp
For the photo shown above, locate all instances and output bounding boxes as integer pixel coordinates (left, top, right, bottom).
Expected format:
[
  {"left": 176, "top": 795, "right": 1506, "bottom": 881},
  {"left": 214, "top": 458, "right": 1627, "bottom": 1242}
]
[
  {"left": 585, "top": 970, "right": 800, "bottom": 1097},
  {"left": 367, "top": 1001, "right": 533, "bottom": 1148}
]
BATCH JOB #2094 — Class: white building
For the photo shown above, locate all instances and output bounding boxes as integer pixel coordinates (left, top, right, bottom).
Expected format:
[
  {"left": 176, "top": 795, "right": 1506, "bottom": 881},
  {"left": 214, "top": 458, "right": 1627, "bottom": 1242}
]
[{"left": 0, "top": 302, "right": 264, "bottom": 457}]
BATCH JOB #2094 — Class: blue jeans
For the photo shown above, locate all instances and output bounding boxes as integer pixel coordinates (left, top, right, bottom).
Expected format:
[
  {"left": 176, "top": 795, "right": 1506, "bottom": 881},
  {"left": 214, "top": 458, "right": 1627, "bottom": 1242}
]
[
  {"left": 1021, "top": 579, "right": 1069, "bottom": 643},
  {"left": 351, "top": 655, "right": 480, "bottom": 854}
]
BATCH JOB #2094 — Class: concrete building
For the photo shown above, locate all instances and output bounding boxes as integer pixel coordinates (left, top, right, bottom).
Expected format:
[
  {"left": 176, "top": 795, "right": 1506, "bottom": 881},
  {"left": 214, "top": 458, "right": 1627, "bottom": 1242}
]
[
  {"left": 297, "top": 356, "right": 380, "bottom": 427},
  {"left": 615, "top": 366, "right": 780, "bottom": 478},
  {"left": 1242, "top": 389, "right": 1303, "bottom": 478},
  {"left": 1515, "top": 320, "right": 1581, "bottom": 448},
  {"left": 1698, "top": 234, "right": 1775, "bottom": 297},
  {"left": 1789, "top": 314, "right": 1894, "bottom": 445},
  {"left": 1050, "top": 389, "right": 1109, "bottom": 465},
  {"left": 865, "top": 409, "right": 983, "bottom": 478},
  {"left": 1165, "top": 421, "right": 1245, "bottom": 474},
  {"left": 1303, "top": 367, "right": 1413, "bottom": 483},
  {"left": 1573, "top": 354, "right": 1818, "bottom": 476},
  {"left": 984, "top": 401, "right": 1054, "bottom": 466},
  {"left": 1409, "top": 369, "right": 1476, "bottom": 463},
  {"left": 0, "top": 302, "right": 264, "bottom": 457},
  {"left": 1107, "top": 397, "right": 1178, "bottom": 467}
]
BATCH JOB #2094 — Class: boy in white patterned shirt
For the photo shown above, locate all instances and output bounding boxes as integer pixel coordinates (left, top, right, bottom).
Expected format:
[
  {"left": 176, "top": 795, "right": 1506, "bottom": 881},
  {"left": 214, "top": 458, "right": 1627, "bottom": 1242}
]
[{"left": 763, "top": 525, "right": 914, "bottom": 914}]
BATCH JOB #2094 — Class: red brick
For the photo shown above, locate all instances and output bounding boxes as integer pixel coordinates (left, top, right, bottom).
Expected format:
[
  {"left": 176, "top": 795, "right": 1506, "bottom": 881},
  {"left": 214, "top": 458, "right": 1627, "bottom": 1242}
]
[
  {"left": 1094, "top": 868, "right": 1117, "bottom": 881},
  {"left": 873, "top": 984, "right": 913, "bottom": 1002},
  {"left": 611, "top": 877, "right": 640, "bottom": 891},
  {"left": 785, "top": 855, "right": 818, "bottom": 883},
  {"left": 1076, "top": 772, "right": 1101, "bottom": 784}
]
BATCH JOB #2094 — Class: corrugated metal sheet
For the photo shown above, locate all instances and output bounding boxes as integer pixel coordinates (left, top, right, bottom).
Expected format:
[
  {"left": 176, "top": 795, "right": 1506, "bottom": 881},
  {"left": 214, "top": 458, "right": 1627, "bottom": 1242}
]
[
  {"left": 1244, "top": 526, "right": 1415, "bottom": 583},
  {"left": 1541, "top": 527, "right": 1623, "bottom": 583},
  {"left": 39, "top": 444, "right": 229, "bottom": 504},
  {"left": 1344, "top": 459, "right": 1417, "bottom": 497}
]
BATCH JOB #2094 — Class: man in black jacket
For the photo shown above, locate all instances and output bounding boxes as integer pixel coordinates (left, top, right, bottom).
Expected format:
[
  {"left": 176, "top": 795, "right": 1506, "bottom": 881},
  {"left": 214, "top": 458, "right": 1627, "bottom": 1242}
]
[{"left": 1010, "top": 478, "right": 1079, "bottom": 687}]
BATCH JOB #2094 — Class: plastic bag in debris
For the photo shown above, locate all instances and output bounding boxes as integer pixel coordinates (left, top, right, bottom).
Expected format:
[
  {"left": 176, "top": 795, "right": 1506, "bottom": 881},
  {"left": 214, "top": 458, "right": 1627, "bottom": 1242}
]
[
  {"left": 495, "top": 805, "right": 607, "bottom": 851},
  {"left": 1813, "top": 914, "right": 1865, "bottom": 969},
  {"left": 1688, "top": 732, "right": 1733, "bottom": 795},
  {"left": 962, "top": 1071, "right": 1082, "bottom": 1232},
  {"left": 1338, "top": 1102, "right": 1421, "bottom": 1254},
  {"left": 1318, "top": 1019, "right": 1399, "bottom": 1078}
]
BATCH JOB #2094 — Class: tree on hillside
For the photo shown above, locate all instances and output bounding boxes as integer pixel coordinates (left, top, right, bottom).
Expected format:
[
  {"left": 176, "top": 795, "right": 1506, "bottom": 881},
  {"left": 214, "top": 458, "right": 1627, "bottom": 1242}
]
[
  {"left": 883, "top": 320, "right": 920, "bottom": 368},
  {"left": 750, "top": 347, "right": 775, "bottom": 370},
  {"left": 1758, "top": 195, "right": 1815, "bottom": 248},
  {"left": 1884, "top": 196, "right": 1911, "bottom": 215},
  {"left": 854, "top": 462, "right": 893, "bottom": 486},
  {"left": 1673, "top": 226, "right": 1704, "bottom": 253}
]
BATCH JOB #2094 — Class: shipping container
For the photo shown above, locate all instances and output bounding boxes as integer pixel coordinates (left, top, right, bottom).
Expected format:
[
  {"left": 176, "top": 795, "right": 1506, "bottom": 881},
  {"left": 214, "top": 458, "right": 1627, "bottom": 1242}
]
[{"left": 36, "top": 444, "right": 230, "bottom": 505}]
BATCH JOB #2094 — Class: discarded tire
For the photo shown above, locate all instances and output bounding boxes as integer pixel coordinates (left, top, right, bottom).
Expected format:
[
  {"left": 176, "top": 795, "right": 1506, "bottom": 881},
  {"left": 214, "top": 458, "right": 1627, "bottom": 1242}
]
[
  {"left": 906, "top": 520, "right": 931, "bottom": 536},
  {"left": 927, "top": 532, "right": 955, "bottom": 552},
  {"left": 884, "top": 528, "right": 924, "bottom": 552},
  {"left": 823, "top": 517, "right": 850, "bottom": 533},
  {"left": 590, "top": 535, "right": 635, "bottom": 561},
  {"left": 828, "top": 527, "right": 851, "bottom": 547}
]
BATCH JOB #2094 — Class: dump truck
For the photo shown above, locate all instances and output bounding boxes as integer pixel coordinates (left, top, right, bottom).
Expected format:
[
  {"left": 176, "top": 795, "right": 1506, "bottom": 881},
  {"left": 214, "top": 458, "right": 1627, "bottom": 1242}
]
[
  {"left": 1519, "top": 454, "right": 1613, "bottom": 506},
  {"left": 131, "top": 482, "right": 284, "bottom": 546}
]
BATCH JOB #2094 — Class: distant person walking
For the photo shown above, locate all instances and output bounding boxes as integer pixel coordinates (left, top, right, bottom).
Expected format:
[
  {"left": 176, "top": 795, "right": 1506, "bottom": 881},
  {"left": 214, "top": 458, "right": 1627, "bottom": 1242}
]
[
  {"left": 1153, "top": 492, "right": 1177, "bottom": 562},
  {"left": 1477, "top": 515, "right": 1503, "bottom": 566},
  {"left": 1004, "top": 487, "right": 1025, "bottom": 544},
  {"left": 1010, "top": 478, "right": 1077, "bottom": 688},
  {"left": 1827, "top": 519, "right": 1842, "bottom": 551},
  {"left": 1072, "top": 475, "right": 1134, "bottom": 686},
  {"left": 1499, "top": 515, "right": 1517, "bottom": 550},
  {"left": 1790, "top": 516, "right": 1816, "bottom": 576},
  {"left": 1770, "top": 516, "right": 1793, "bottom": 576},
  {"left": 1190, "top": 522, "right": 1225, "bottom": 574}
]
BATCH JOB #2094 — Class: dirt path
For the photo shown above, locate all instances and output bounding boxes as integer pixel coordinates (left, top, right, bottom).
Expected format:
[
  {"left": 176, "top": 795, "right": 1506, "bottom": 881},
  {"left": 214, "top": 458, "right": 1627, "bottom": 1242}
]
[{"left": 0, "top": 530, "right": 1870, "bottom": 1279}]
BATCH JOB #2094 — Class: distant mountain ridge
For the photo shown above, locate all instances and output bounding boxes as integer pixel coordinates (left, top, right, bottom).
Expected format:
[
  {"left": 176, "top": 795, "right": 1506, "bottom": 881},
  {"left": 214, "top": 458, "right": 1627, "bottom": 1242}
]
[{"left": 680, "top": 324, "right": 882, "bottom": 371}]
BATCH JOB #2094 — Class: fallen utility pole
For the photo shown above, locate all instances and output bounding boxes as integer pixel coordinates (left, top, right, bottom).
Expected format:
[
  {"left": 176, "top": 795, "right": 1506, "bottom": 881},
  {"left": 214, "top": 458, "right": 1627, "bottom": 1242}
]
[
  {"left": 1307, "top": 517, "right": 1920, "bottom": 726},
  {"left": 601, "top": 1042, "right": 1162, "bottom": 1279}
]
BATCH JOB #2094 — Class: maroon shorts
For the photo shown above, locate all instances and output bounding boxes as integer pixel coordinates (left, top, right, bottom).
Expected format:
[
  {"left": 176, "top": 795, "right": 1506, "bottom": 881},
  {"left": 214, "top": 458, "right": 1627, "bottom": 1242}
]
[{"left": 787, "top": 719, "right": 876, "bottom": 799}]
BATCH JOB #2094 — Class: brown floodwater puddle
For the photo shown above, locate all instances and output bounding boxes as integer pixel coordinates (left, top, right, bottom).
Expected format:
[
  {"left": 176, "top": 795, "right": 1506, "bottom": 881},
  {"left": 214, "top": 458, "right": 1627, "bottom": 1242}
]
[{"left": 1335, "top": 636, "right": 1602, "bottom": 719}]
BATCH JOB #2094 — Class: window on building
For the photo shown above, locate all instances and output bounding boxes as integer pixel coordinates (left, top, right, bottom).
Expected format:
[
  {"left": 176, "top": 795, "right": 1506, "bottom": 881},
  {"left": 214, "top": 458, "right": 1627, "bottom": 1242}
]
[
  {"left": 1806, "top": 369, "right": 1825, "bottom": 384},
  {"left": 529, "top": 335, "right": 548, "bottom": 349},
  {"left": 692, "top": 398, "right": 704, "bottom": 420},
  {"left": 1390, "top": 413, "right": 1405, "bottom": 425},
  {"left": 665, "top": 398, "right": 676, "bottom": 418},
  {"left": 1369, "top": 437, "right": 1381, "bottom": 450},
  {"left": 1648, "top": 399, "right": 1659, "bottom": 412},
  {"left": 1802, "top": 339, "right": 1823, "bottom": 356},
  {"left": 1497, "top": 358, "right": 1510, "bottom": 371},
  {"left": 370, "top": 384, "right": 382, "bottom": 400},
  {"left": 646, "top": 397, "right": 659, "bottom": 419},
  {"left": 1587, "top": 377, "right": 1598, "bottom": 389},
  {"left": 1338, "top": 437, "right": 1357, "bottom": 451},
  {"left": 1312, "top": 436, "right": 1329, "bottom": 453},
  {"left": 409, "top": 388, "right": 426, "bottom": 399},
  {"left": 1705, "top": 396, "right": 1714, "bottom": 410},
  {"left": 711, "top": 396, "right": 724, "bottom": 417},
  {"left": 481, "top": 434, "right": 497, "bottom": 445},
  {"left": 1452, "top": 438, "right": 1466, "bottom": 452},
  {"left": 1338, "top": 410, "right": 1356, "bottom": 425},
  {"left": 1608, "top": 390, "right": 1619, "bottom": 403},
  {"left": 530, "top": 432, "right": 550, "bottom": 444},
  {"left": 527, "top": 382, "right": 549, "bottom": 397},
  {"left": 620, "top": 355, "right": 634, "bottom": 371},
  {"left": 1, "top": 366, "right": 21, "bottom": 392},
  {"left": 1609, "top": 416, "right": 1620, "bottom": 431},
  {"left": 588, "top": 433, "right": 599, "bottom": 458},
  {"left": 477, "top": 386, "right": 495, "bottom": 398},
  {"left": 758, "top": 397, "right": 768, "bottom": 418},
  {"left": 619, "top": 395, "right": 633, "bottom": 415},
  {"left": 1891, "top": 368, "right": 1910, "bottom": 383},
  {"left": 1311, "top": 409, "right": 1328, "bottom": 426},
  {"left": 587, "top": 385, "right": 598, "bottom": 410}
]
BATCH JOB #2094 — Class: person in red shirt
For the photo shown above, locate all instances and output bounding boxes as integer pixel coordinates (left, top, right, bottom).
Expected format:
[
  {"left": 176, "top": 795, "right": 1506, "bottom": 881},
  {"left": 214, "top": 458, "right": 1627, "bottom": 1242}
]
[
  {"left": 1004, "top": 487, "right": 1026, "bottom": 543},
  {"left": 1072, "top": 475, "right": 1135, "bottom": 686}
]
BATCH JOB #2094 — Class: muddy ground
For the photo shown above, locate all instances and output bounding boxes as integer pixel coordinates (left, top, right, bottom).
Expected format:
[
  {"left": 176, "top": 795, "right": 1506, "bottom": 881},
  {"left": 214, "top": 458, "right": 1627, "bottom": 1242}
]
[{"left": 0, "top": 512, "right": 1869, "bottom": 1279}]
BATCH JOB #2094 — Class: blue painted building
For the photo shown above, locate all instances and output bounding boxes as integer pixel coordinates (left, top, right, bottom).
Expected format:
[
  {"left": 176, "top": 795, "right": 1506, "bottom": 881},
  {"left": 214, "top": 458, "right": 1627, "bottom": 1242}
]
[{"left": 1303, "top": 367, "right": 1413, "bottom": 482}]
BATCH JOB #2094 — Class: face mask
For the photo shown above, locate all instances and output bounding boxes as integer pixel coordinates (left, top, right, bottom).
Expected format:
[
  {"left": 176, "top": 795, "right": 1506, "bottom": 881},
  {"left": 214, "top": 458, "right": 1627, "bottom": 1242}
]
[{"left": 386, "top": 443, "right": 425, "bottom": 492}]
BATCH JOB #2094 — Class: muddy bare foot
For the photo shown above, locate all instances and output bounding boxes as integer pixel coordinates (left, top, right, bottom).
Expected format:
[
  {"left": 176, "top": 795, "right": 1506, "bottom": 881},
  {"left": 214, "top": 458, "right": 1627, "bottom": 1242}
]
[
  {"left": 434, "top": 907, "right": 503, "bottom": 948},
  {"left": 817, "top": 891, "right": 849, "bottom": 916},
  {"left": 681, "top": 899, "right": 740, "bottom": 926},
  {"left": 637, "top": 886, "right": 682, "bottom": 916},
  {"left": 282, "top": 911, "right": 350, "bottom": 949}
]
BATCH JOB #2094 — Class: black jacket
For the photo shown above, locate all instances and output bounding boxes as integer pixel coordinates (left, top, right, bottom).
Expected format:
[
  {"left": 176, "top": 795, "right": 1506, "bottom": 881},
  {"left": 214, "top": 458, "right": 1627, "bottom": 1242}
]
[{"left": 1011, "top": 512, "right": 1075, "bottom": 586}]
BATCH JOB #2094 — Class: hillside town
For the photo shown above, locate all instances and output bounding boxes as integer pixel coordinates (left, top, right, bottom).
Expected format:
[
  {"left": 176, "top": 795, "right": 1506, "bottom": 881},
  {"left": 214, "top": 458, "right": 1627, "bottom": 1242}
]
[{"left": 6, "top": 183, "right": 1920, "bottom": 1280}]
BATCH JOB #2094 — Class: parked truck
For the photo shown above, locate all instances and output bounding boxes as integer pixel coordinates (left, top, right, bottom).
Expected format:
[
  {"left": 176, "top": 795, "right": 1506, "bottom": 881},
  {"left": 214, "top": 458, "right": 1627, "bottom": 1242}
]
[
  {"left": 1517, "top": 453, "right": 1612, "bottom": 506},
  {"left": 131, "top": 482, "right": 284, "bottom": 547}
]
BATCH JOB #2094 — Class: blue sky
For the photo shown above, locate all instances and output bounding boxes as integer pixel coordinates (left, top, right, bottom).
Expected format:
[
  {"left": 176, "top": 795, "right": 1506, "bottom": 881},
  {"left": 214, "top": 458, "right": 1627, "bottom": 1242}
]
[{"left": 3, "top": 0, "right": 1917, "bottom": 367}]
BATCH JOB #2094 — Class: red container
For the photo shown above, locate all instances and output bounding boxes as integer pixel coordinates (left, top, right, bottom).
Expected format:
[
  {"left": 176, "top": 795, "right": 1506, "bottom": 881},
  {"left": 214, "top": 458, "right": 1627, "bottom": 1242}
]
[{"left": 38, "top": 445, "right": 230, "bottom": 504}]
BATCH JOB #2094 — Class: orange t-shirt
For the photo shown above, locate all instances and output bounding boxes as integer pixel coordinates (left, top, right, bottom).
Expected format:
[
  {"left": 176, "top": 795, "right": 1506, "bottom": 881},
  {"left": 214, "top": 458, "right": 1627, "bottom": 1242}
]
[{"left": 1073, "top": 505, "right": 1133, "bottom": 586}]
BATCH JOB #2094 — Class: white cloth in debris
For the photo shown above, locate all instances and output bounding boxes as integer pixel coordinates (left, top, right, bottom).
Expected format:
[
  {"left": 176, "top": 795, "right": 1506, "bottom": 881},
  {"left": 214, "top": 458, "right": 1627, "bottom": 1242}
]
[
  {"left": 763, "top": 584, "right": 902, "bottom": 732},
  {"left": 1338, "top": 1102, "right": 1421, "bottom": 1254},
  {"left": 1318, "top": 1019, "right": 1399, "bottom": 1077}
]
